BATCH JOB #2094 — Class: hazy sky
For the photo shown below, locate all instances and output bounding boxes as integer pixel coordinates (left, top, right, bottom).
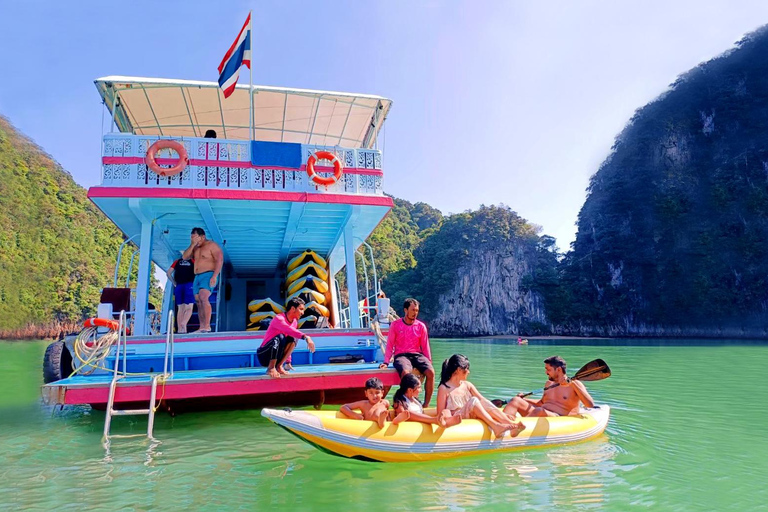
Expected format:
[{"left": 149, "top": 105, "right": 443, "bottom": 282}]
[{"left": 2, "top": 1, "right": 768, "bottom": 251}]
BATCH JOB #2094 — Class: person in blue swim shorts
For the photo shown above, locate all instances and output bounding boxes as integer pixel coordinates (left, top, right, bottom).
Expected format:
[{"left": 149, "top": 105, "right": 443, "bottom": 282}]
[
  {"left": 167, "top": 256, "right": 195, "bottom": 333},
  {"left": 182, "top": 227, "right": 223, "bottom": 333}
]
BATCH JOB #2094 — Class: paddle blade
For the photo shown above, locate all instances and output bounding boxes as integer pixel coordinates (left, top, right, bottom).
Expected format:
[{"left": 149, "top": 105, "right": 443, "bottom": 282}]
[
  {"left": 573, "top": 358, "right": 611, "bottom": 382},
  {"left": 490, "top": 399, "right": 508, "bottom": 407}
]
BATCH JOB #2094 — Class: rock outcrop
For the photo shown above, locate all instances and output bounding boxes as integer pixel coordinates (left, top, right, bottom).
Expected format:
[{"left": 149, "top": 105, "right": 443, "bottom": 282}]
[{"left": 430, "top": 244, "right": 548, "bottom": 336}]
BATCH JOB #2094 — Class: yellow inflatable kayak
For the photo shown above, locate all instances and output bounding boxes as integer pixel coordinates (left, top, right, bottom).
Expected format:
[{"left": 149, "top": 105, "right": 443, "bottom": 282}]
[
  {"left": 287, "top": 250, "right": 328, "bottom": 273},
  {"left": 305, "top": 301, "right": 329, "bottom": 317},
  {"left": 298, "top": 315, "right": 318, "bottom": 328},
  {"left": 288, "top": 288, "right": 326, "bottom": 305},
  {"left": 249, "top": 311, "right": 277, "bottom": 324},
  {"left": 286, "top": 261, "right": 329, "bottom": 286},
  {"left": 261, "top": 406, "right": 610, "bottom": 462},
  {"left": 287, "top": 275, "right": 329, "bottom": 296},
  {"left": 248, "top": 298, "right": 285, "bottom": 313}
]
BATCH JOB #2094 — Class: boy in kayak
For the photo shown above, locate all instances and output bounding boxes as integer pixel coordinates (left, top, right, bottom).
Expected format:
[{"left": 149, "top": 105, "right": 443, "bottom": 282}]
[
  {"left": 340, "top": 377, "right": 392, "bottom": 428},
  {"left": 503, "top": 355, "right": 595, "bottom": 417}
]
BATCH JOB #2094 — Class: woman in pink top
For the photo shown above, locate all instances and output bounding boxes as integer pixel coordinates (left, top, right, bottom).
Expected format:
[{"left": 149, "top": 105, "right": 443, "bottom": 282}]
[
  {"left": 378, "top": 298, "right": 436, "bottom": 407},
  {"left": 257, "top": 297, "right": 315, "bottom": 378}
]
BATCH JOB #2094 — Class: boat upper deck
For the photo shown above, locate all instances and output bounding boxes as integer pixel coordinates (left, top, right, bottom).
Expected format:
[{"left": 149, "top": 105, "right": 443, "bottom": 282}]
[{"left": 89, "top": 77, "right": 394, "bottom": 276}]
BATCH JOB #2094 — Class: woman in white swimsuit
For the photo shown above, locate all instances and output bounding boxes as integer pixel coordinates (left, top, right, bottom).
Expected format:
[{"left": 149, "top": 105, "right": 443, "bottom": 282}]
[{"left": 436, "top": 354, "right": 525, "bottom": 438}]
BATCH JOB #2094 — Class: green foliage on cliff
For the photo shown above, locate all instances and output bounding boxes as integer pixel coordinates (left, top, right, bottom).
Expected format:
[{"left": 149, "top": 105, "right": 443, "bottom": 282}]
[
  {"left": 383, "top": 205, "right": 558, "bottom": 321},
  {"left": 559, "top": 27, "right": 768, "bottom": 329},
  {"left": 339, "top": 197, "right": 441, "bottom": 305},
  {"left": 0, "top": 116, "right": 162, "bottom": 335},
  {"left": 367, "top": 197, "right": 440, "bottom": 279}
]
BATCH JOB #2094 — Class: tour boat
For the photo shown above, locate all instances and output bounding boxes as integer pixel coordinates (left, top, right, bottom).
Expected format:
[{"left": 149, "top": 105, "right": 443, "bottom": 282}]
[{"left": 41, "top": 77, "right": 399, "bottom": 429}]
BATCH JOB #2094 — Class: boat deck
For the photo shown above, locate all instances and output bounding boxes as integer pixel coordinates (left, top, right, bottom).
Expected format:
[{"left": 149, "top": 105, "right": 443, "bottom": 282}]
[{"left": 43, "top": 362, "right": 400, "bottom": 410}]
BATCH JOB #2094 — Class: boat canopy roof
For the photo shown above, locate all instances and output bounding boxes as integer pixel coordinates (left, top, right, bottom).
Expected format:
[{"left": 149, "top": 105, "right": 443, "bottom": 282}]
[{"left": 95, "top": 76, "right": 392, "bottom": 149}]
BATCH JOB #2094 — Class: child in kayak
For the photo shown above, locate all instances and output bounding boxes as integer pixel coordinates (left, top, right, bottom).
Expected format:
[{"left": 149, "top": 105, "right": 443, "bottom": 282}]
[
  {"left": 436, "top": 354, "right": 526, "bottom": 438},
  {"left": 391, "top": 373, "right": 447, "bottom": 426},
  {"left": 340, "top": 377, "right": 391, "bottom": 428}
]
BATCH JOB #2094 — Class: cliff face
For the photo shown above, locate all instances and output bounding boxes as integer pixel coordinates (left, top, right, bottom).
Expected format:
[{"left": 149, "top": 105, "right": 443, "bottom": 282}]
[
  {"left": 429, "top": 244, "right": 548, "bottom": 337},
  {"left": 381, "top": 205, "right": 558, "bottom": 337},
  {"left": 555, "top": 26, "right": 768, "bottom": 336}
]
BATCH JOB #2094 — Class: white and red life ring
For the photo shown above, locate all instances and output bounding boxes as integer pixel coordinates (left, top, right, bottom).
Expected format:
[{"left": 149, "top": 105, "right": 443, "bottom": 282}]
[
  {"left": 83, "top": 317, "right": 120, "bottom": 330},
  {"left": 306, "top": 150, "right": 343, "bottom": 186},
  {"left": 145, "top": 140, "right": 189, "bottom": 176}
]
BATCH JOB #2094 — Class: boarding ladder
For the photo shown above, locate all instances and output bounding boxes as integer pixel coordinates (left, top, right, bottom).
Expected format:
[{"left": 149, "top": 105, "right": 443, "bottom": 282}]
[{"left": 102, "top": 310, "right": 176, "bottom": 443}]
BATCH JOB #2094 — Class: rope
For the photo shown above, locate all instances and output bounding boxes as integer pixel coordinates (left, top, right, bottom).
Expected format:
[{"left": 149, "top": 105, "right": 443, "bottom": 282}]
[
  {"left": 73, "top": 322, "right": 173, "bottom": 413},
  {"left": 152, "top": 375, "right": 168, "bottom": 413},
  {"left": 370, "top": 318, "right": 388, "bottom": 347},
  {"left": 72, "top": 327, "right": 119, "bottom": 375},
  {"left": 71, "top": 327, "right": 148, "bottom": 376}
]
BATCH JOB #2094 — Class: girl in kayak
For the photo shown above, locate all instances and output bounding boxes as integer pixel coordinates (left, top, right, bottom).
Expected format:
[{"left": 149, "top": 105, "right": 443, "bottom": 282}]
[
  {"left": 436, "top": 354, "right": 525, "bottom": 438},
  {"left": 391, "top": 373, "right": 444, "bottom": 426}
]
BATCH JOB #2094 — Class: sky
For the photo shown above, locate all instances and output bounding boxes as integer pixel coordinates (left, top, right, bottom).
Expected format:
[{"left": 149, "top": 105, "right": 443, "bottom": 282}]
[{"left": 2, "top": 1, "right": 768, "bottom": 252}]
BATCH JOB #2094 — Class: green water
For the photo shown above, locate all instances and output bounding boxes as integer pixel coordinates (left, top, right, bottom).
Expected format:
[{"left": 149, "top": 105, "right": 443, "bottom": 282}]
[{"left": 1, "top": 339, "right": 766, "bottom": 511}]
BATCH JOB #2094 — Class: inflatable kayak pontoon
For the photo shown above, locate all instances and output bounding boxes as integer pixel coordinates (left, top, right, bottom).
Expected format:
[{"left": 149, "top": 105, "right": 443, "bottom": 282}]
[{"left": 261, "top": 405, "right": 610, "bottom": 462}]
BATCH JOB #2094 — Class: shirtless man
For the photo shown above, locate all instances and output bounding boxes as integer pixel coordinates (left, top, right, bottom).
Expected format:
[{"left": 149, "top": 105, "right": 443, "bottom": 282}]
[
  {"left": 182, "top": 227, "right": 223, "bottom": 333},
  {"left": 503, "top": 356, "right": 595, "bottom": 418}
]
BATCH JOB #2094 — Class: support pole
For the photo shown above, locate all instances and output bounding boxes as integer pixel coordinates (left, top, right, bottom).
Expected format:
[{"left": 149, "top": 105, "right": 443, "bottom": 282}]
[
  {"left": 249, "top": 10, "right": 254, "bottom": 142},
  {"left": 133, "top": 219, "right": 154, "bottom": 336},
  {"left": 344, "top": 224, "right": 361, "bottom": 328},
  {"left": 160, "top": 283, "right": 173, "bottom": 334}
]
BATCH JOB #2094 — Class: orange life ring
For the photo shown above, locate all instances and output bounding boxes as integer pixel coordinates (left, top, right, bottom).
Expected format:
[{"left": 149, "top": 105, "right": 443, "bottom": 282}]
[
  {"left": 306, "top": 151, "right": 343, "bottom": 186},
  {"left": 83, "top": 318, "right": 120, "bottom": 331},
  {"left": 145, "top": 140, "right": 189, "bottom": 176}
]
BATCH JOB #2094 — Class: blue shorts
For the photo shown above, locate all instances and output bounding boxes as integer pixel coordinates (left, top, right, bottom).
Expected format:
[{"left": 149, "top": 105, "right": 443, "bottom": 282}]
[
  {"left": 193, "top": 271, "right": 218, "bottom": 296},
  {"left": 174, "top": 282, "right": 195, "bottom": 305}
]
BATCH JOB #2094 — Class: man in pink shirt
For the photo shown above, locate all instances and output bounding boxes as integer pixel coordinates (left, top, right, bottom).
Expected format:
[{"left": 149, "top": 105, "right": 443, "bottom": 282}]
[
  {"left": 378, "top": 298, "right": 435, "bottom": 407},
  {"left": 257, "top": 297, "right": 315, "bottom": 378}
]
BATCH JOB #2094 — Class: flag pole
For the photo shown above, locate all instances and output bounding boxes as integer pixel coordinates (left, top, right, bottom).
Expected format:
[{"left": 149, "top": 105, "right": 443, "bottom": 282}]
[{"left": 249, "top": 10, "right": 254, "bottom": 142}]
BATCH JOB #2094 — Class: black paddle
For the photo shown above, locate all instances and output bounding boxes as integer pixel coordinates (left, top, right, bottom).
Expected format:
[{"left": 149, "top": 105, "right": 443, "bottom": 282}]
[{"left": 491, "top": 358, "right": 611, "bottom": 407}]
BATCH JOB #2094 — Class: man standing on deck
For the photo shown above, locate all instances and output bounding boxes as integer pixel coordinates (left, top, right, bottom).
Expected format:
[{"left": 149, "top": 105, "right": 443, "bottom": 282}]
[
  {"left": 182, "top": 227, "right": 223, "bottom": 333},
  {"left": 502, "top": 356, "right": 595, "bottom": 417},
  {"left": 257, "top": 297, "right": 315, "bottom": 378},
  {"left": 167, "top": 256, "right": 195, "bottom": 333},
  {"left": 378, "top": 298, "right": 435, "bottom": 407}
]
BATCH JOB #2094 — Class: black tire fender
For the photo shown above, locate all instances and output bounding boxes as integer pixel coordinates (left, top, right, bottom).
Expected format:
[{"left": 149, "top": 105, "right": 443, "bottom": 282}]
[{"left": 43, "top": 341, "right": 73, "bottom": 384}]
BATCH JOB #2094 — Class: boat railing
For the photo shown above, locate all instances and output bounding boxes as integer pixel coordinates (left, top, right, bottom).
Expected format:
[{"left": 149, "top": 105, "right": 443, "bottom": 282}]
[
  {"left": 113, "top": 234, "right": 139, "bottom": 287},
  {"left": 335, "top": 240, "right": 383, "bottom": 329},
  {"left": 162, "top": 310, "right": 175, "bottom": 377},
  {"left": 114, "top": 310, "right": 128, "bottom": 380},
  {"left": 101, "top": 134, "right": 384, "bottom": 196}
]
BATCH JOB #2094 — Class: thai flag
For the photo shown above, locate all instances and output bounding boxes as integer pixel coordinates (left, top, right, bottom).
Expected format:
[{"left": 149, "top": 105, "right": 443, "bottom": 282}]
[{"left": 218, "top": 13, "right": 252, "bottom": 98}]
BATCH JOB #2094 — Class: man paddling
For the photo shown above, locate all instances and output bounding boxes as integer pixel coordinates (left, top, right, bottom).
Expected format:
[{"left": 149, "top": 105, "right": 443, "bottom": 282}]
[
  {"left": 378, "top": 298, "right": 435, "bottom": 407},
  {"left": 503, "top": 356, "right": 595, "bottom": 417},
  {"left": 257, "top": 297, "right": 315, "bottom": 378}
]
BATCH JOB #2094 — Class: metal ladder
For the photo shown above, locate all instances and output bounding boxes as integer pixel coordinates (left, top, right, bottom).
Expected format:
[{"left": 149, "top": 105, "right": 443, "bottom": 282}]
[{"left": 102, "top": 311, "right": 175, "bottom": 443}]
